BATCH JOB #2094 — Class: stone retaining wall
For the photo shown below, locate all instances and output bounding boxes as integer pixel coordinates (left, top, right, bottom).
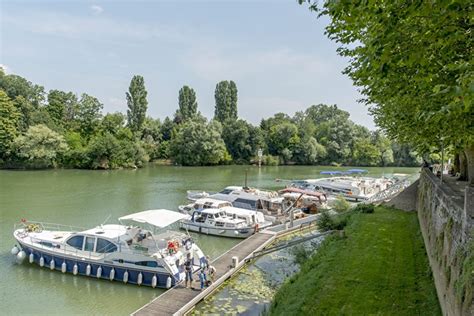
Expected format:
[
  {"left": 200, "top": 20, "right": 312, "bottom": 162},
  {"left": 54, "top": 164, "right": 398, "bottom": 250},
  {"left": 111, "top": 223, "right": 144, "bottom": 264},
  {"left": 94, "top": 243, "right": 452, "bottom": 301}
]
[{"left": 417, "top": 168, "right": 473, "bottom": 316}]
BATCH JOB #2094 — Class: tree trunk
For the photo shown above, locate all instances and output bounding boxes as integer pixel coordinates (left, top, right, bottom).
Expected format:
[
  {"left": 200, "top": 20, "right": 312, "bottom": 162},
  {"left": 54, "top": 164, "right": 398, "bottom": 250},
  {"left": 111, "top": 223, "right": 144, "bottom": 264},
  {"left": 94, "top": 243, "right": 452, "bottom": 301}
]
[
  {"left": 453, "top": 153, "right": 460, "bottom": 175},
  {"left": 464, "top": 145, "right": 474, "bottom": 186},
  {"left": 459, "top": 151, "right": 468, "bottom": 181}
]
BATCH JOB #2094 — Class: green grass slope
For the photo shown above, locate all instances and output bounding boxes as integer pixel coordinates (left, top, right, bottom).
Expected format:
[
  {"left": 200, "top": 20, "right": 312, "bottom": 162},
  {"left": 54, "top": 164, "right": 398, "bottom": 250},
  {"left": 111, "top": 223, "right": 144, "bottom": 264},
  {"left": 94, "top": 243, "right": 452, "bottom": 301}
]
[{"left": 270, "top": 206, "right": 441, "bottom": 316}]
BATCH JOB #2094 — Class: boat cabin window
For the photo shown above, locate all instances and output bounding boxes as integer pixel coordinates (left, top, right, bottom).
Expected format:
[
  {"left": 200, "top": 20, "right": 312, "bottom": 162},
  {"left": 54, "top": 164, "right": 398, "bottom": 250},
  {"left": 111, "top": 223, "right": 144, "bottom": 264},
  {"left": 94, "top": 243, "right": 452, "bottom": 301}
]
[
  {"left": 134, "top": 261, "right": 158, "bottom": 267},
  {"left": 66, "top": 235, "right": 84, "bottom": 250},
  {"left": 219, "top": 189, "right": 233, "bottom": 194},
  {"left": 96, "top": 238, "right": 117, "bottom": 253},
  {"left": 84, "top": 236, "right": 96, "bottom": 252}
]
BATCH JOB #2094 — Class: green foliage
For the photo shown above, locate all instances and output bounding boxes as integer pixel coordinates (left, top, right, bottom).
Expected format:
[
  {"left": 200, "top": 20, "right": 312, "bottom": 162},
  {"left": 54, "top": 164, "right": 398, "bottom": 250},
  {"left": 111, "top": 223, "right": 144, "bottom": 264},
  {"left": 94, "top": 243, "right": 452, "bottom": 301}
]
[
  {"left": 0, "top": 90, "right": 20, "bottom": 160},
  {"left": 262, "top": 154, "right": 279, "bottom": 166},
  {"left": 0, "top": 69, "right": 424, "bottom": 169},
  {"left": 170, "top": 118, "right": 230, "bottom": 166},
  {"left": 126, "top": 75, "right": 148, "bottom": 135},
  {"left": 268, "top": 121, "right": 299, "bottom": 161},
  {"left": 0, "top": 68, "right": 45, "bottom": 107},
  {"left": 12, "top": 124, "right": 68, "bottom": 168},
  {"left": 214, "top": 80, "right": 238, "bottom": 122},
  {"left": 301, "top": 0, "right": 473, "bottom": 180},
  {"left": 332, "top": 195, "right": 351, "bottom": 213},
  {"left": 353, "top": 203, "right": 375, "bottom": 214},
  {"left": 176, "top": 86, "right": 198, "bottom": 121},
  {"left": 101, "top": 112, "right": 125, "bottom": 136},
  {"left": 293, "top": 136, "right": 327, "bottom": 165},
  {"left": 352, "top": 138, "right": 380, "bottom": 166},
  {"left": 316, "top": 211, "right": 334, "bottom": 232},
  {"left": 85, "top": 132, "right": 147, "bottom": 169},
  {"left": 291, "top": 245, "right": 312, "bottom": 265},
  {"left": 222, "top": 119, "right": 264, "bottom": 163},
  {"left": 316, "top": 211, "right": 349, "bottom": 231},
  {"left": 75, "top": 93, "right": 102, "bottom": 137},
  {"left": 46, "top": 90, "right": 77, "bottom": 128},
  {"left": 270, "top": 206, "right": 441, "bottom": 315}
]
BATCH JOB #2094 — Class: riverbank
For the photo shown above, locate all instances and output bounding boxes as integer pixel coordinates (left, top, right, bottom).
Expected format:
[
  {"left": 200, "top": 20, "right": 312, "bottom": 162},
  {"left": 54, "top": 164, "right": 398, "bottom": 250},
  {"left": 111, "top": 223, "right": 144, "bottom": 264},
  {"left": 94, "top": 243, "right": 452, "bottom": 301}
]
[{"left": 269, "top": 206, "right": 441, "bottom": 315}]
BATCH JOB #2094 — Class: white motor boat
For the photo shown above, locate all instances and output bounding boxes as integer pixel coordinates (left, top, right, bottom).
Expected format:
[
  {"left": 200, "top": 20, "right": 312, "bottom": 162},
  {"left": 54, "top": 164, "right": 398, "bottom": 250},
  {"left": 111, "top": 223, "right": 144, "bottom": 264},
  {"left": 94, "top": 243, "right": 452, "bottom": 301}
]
[
  {"left": 12, "top": 209, "right": 206, "bottom": 289},
  {"left": 179, "top": 208, "right": 257, "bottom": 238},
  {"left": 288, "top": 170, "right": 398, "bottom": 202},
  {"left": 178, "top": 198, "right": 232, "bottom": 214},
  {"left": 220, "top": 206, "right": 273, "bottom": 230},
  {"left": 186, "top": 190, "right": 210, "bottom": 201}
]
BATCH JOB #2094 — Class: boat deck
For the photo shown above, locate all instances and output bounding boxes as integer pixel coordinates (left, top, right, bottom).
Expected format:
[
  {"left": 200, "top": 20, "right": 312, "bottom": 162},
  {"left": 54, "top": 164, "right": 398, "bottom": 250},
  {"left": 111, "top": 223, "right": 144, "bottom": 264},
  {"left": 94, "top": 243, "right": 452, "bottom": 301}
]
[{"left": 133, "top": 232, "right": 275, "bottom": 316}]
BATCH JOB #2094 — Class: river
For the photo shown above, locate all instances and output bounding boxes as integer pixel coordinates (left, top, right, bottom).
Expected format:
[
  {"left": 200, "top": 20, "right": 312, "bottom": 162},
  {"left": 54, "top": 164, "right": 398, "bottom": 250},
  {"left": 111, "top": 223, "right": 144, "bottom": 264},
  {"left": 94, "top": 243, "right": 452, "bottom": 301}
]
[{"left": 0, "top": 165, "right": 419, "bottom": 315}]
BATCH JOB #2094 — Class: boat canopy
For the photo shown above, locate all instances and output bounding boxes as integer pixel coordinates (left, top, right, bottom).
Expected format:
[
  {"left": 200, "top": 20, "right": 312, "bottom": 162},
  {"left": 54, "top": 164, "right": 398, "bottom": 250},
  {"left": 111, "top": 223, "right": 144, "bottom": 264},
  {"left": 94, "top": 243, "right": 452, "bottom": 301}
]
[
  {"left": 346, "top": 169, "right": 368, "bottom": 173},
  {"left": 320, "top": 171, "right": 343, "bottom": 175},
  {"left": 118, "top": 209, "right": 188, "bottom": 228}
]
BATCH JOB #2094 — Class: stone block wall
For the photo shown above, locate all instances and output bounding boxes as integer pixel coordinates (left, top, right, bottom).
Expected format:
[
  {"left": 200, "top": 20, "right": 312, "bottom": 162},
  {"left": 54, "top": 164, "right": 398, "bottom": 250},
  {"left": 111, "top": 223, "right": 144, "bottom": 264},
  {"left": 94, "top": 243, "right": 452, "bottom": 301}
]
[{"left": 417, "top": 168, "right": 473, "bottom": 316}]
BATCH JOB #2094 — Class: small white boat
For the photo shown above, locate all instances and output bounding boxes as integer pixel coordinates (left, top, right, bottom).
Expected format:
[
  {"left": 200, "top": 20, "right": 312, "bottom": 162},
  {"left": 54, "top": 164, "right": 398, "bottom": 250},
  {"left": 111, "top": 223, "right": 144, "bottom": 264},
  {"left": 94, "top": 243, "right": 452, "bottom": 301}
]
[
  {"left": 186, "top": 190, "right": 210, "bottom": 201},
  {"left": 221, "top": 206, "right": 273, "bottom": 230},
  {"left": 290, "top": 172, "right": 397, "bottom": 202},
  {"left": 12, "top": 209, "right": 206, "bottom": 288},
  {"left": 179, "top": 209, "right": 257, "bottom": 238},
  {"left": 178, "top": 198, "right": 232, "bottom": 214}
]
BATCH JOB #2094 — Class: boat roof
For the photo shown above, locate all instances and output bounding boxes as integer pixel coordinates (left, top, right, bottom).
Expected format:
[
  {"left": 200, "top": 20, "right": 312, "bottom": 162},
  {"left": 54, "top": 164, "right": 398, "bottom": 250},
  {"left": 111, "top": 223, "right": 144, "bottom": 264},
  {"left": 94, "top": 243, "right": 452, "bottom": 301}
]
[
  {"left": 118, "top": 209, "right": 188, "bottom": 228},
  {"left": 193, "top": 198, "right": 231, "bottom": 206},
  {"left": 320, "top": 171, "right": 344, "bottom": 175},
  {"left": 197, "top": 208, "right": 226, "bottom": 215},
  {"left": 347, "top": 169, "right": 368, "bottom": 173},
  {"left": 220, "top": 206, "right": 259, "bottom": 216},
  {"left": 279, "top": 187, "right": 325, "bottom": 197},
  {"left": 81, "top": 224, "right": 128, "bottom": 239}
]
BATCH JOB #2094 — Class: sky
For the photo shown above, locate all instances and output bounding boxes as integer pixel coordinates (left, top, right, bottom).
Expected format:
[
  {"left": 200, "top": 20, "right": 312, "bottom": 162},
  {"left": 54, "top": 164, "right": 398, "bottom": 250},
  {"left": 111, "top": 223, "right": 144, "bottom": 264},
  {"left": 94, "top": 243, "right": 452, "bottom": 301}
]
[{"left": 1, "top": 0, "right": 375, "bottom": 129}]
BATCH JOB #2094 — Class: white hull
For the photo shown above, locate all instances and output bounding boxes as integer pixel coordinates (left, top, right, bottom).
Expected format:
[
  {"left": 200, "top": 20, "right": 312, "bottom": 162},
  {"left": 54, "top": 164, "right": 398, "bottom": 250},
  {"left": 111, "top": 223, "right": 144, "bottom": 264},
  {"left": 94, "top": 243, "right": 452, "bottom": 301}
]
[{"left": 179, "top": 221, "right": 255, "bottom": 238}]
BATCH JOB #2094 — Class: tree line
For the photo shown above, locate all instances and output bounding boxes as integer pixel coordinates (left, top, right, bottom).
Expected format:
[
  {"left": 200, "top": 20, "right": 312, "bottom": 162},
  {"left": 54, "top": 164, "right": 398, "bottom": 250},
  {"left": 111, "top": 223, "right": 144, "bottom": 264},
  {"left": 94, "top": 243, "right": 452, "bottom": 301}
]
[{"left": 0, "top": 68, "right": 420, "bottom": 169}]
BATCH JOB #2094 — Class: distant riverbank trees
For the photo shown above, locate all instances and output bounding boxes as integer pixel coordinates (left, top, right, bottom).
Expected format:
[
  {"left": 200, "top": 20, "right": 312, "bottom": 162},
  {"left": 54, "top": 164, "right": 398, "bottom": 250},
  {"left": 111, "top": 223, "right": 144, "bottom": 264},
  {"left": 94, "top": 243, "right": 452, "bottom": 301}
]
[{"left": 0, "top": 68, "right": 421, "bottom": 169}]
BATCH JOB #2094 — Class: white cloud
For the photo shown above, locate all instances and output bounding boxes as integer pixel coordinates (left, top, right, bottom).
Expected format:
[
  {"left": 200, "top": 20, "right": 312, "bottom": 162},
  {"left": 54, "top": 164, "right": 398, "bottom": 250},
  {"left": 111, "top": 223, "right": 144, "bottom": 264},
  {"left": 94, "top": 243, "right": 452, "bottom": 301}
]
[
  {"left": 0, "top": 64, "right": 10, "bottom": 73},
  {"left": 90, "top": 5, "right": 104, "bottom": 15}
]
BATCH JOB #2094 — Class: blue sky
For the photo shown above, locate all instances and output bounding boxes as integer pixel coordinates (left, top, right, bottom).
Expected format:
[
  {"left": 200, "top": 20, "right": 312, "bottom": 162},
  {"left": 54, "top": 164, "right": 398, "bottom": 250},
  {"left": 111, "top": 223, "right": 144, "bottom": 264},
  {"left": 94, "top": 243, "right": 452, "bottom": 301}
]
[{"left": 1, "top": 0, "right": 374, "bottom": 129}]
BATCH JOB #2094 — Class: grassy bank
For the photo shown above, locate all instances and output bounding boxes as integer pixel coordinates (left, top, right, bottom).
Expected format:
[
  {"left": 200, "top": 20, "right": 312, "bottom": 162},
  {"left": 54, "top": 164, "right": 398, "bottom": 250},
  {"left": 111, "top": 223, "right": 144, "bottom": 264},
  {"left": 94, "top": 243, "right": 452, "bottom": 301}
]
[{"left": 270, "top": 206, "right": 441, "bottom": 315}]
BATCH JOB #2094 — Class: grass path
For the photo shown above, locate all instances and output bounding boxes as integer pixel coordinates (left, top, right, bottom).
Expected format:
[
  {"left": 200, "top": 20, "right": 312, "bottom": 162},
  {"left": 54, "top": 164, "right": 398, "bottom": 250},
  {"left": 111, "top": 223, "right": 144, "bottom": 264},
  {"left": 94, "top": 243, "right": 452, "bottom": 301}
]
[{"left": 270, "top": 206, "right": 440, "bottom": 315}]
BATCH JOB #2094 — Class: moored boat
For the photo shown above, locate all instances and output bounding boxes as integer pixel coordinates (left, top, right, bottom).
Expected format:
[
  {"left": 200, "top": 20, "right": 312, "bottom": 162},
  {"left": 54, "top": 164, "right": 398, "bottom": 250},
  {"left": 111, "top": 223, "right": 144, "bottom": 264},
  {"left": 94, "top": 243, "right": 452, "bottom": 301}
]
[
  {"left": 11, "top": 209, "right": 206, "bottom": 289},
  {"left": 179, "top": 208, "right": 257, "bottom": 238}
]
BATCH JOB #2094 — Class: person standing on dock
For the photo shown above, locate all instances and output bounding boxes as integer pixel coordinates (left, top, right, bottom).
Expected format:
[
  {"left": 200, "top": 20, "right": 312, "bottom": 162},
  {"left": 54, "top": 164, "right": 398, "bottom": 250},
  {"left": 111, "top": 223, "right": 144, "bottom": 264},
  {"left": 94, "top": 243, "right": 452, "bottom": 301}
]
[
  {"left": 184, "top": 255, "right": 193, "bottom": 289},
  {"left": 199, "top": 269, "right": 206, "bottom": 291}
]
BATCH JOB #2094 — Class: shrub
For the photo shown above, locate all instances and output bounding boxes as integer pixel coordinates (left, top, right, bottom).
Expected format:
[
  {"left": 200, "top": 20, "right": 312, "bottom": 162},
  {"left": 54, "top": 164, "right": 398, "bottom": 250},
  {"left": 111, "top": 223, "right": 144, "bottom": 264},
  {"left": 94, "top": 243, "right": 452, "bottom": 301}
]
[
  {"left": 291, "top": 245, "right": 311, "bottom": 265},
  {"left": 317, "top": 212, "right": 335, "bottom": 231},
  {"left": 317, "top": 211, "right": 350, "bottom": 232},
  {"left": 263, "top": 154, "right": 279, "bottom": 166},
  {"left": 332, "top": 195, "right": 351, "bottom": 212},
  {"left": 353, "top": 203, "right": 375, "bottom": 213}
]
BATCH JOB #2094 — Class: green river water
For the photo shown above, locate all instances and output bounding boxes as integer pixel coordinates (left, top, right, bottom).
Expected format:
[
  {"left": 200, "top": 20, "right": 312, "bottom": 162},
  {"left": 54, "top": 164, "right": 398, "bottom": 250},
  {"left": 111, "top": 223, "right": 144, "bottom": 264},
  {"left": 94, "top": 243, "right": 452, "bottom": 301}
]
[{"left": 0, "top": 165, "right": 419, "bottom": 315}]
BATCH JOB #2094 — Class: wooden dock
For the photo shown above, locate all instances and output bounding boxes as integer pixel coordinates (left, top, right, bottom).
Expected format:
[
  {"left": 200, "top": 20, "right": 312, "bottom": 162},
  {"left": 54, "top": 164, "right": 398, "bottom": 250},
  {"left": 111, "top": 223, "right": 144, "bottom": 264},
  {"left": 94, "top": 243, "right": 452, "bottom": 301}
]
[{"left": 132, "top": 215, "right": 318, "bottom": 316}]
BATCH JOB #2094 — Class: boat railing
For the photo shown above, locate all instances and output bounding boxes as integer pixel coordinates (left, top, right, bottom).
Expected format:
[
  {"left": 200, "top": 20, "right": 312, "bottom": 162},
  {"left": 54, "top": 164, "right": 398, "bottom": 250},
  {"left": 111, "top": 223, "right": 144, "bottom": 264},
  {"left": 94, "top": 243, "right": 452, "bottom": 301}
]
[{"left": 14, "top": 220, "right": 86, "bottom": 233}]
